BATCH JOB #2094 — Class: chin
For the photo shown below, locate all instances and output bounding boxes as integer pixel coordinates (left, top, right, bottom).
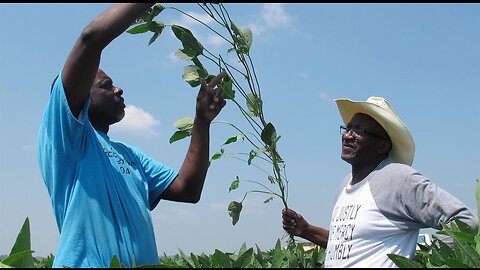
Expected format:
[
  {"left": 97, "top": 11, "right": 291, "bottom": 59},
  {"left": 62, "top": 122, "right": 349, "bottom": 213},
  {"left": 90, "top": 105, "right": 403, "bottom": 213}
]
[
  {"left": 341, "top": 154, "right": 354, "bottom": 163},
  {"left": 112, "top": 113, "right": 125, "bottom": 124}
]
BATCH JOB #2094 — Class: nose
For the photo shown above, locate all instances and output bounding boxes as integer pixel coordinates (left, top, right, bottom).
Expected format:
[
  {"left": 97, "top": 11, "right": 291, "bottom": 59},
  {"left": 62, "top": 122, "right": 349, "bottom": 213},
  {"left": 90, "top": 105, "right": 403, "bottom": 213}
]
[
  {"left": 342, "top": 129, "right": 355, "bottom": 139},
  {"left": 113, "top": 86, "right": 123, "bottom": 96}
]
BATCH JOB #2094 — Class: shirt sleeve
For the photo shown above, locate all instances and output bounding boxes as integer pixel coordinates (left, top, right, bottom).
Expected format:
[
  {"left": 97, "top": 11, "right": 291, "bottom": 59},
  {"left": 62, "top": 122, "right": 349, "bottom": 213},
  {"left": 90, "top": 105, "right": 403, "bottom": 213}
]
[
  {"left": 370, "top": 161, "right": 478, "bottom": 232},
  {"left": 40, "top": 71, "right": 89, "bottom": 160},
  {"left": 130, "top": 146, "right": 178, "bottom": 210}
]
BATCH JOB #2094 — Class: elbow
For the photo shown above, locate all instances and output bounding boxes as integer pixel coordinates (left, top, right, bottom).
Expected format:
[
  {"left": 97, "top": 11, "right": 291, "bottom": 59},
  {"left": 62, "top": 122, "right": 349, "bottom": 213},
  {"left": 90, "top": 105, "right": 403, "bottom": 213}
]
[
  {"left": 187, "top": 193, "right": 201, "bottom": 204},
  {"left": 78, "top": 25, "right": 106, "bottom": 50}
]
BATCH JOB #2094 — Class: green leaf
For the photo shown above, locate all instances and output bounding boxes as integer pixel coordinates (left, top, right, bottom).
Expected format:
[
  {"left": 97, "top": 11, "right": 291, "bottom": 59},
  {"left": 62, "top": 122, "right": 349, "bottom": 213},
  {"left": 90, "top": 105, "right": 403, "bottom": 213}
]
[
  {"left": 228, "top": 201, "right": 242, "bottom": 225},
  {"left": 230, "top": 20, "right": 252, "bottom": 54},
  {"left": 130, "top": 4, "right": 164, "bottom": 28},
  {"left": 246, "top": 93, "right": 262, "bottom": 117},
  {"left": 147, "top": 21, "right": 165, "bottom": 33},
  {"left": 220, "top": 74, "right": 235, "bottom": 100},
  {"left": 387, "top": 254, "right": 424, "bottom": 268},
  {"left": 145, "top": 4, "right": 164, "bottom": 24},
  {"left": 444, "top": 258, "right": 471, "bottom": 268},
  {"left": 229, "top": 176, "right": 240, "bottom": 193},
  {"left": 9, "top": 218, "right": 31, "bottom": 256},
  {"left": 192, "top": 57, "right": 208, "bottom": 78},
  {"left": 476, "top": 179, "right": 480, "bottom": 226},
  {"left": 247, "top": 150, "right": 256, "bottom": 165},
  {"left": 211, "top": 149, "right": 224, "bottom": 161},
  {"left": 4, "top": 217, "right": 34, "bottom": 268},
  {"left": 268, "top": 176, "right": 275, "bottom": 184},
  {"left": 261, "top": 122, "right": 277, "bottom": 147},
  {"left": 126, "top": 23, "right": 149, "bottom": 34},
  {"left": 238, "top": 242, "right": 247, "bottom": 257},
  {"left": 147, "top": 22, "right": 165, "bottom": 46},
  {"left": 171, "top": 25, "right": 203, "bottom": 58},
  {"left": 178, "top": 249, "right": 195, "bottom": 268},
  {"left": 0, "top": 261, "right": 13, "bottom": 268},
  {"left": 175, "top": 49, "right": 193, "bottom": 61},
  {"left": 263, "top": 196, "right": 274, "bottom": 203},
  {"left": 148, "top": 32, "right": 160, "bottom": 46},
  {"left": 109, "top": 255, "right": 126, "bottom": 268},
  {"left": 1, "top": 250, "right": 34, "bottom": 268},
  {"left": 190, "top": 253, "right": 201, "bottom": 268},
  {"left": 211, "top": 249, "right": 232, "bottom": 268},
  {"left": 271, "top": 239, "right": 288, "bottom": 268},
  {"left": 182, "top": 65, "right": 205, "bottom": 87},
  {"left": 197, "top": 254, "right": 212, "bottom": 267},
  {"left": 174, "top": 116, "right": 194, "bottom": 131},
  {"left": 223, "top": 134, "right": 244, "bottom": 145},
  {"left": 254, "top": 245, "right": 265, "bottom": 268},
  {"left": 233, "top": 248, "right": 254, "bottom": 268},
  {"left": 169, "top": 130, "right": 191, "bottom": 144}
]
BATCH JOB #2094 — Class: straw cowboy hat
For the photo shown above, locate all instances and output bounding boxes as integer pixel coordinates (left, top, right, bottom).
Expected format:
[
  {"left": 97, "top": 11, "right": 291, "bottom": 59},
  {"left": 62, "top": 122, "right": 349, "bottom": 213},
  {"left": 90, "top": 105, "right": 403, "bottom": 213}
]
[{"left": 335, "top": 96, "right": 415, "bottom": 166}]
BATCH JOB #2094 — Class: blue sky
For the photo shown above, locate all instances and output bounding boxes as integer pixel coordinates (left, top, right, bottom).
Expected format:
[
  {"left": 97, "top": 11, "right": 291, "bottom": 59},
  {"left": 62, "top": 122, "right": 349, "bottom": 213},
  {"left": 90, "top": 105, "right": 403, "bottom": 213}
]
[{"left": 1, "top": 3, "right": 479, "bottom": 257}]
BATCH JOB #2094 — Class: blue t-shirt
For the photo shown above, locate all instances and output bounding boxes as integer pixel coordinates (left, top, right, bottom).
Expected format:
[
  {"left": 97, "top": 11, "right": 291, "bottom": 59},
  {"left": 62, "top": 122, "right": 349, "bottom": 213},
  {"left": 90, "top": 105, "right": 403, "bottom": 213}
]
[{"left": 38, "top": 72, "right": 178, "bottom": 268}]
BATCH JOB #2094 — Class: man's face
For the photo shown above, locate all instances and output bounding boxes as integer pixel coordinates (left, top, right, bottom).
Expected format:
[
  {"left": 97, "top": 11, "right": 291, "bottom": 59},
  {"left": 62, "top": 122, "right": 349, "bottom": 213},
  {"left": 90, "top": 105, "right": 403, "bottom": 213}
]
[
  {"left": 88, "top": 69, "right": 126, "bottom": 125},
  {"left": 341, "top": 113, "right": 390, "bottom": 166}
]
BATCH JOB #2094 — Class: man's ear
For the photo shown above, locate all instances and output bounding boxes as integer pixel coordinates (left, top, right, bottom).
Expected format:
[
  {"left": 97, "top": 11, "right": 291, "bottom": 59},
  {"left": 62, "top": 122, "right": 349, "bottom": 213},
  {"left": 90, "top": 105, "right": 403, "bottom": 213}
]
[{"left": 378, "top": 139, "right": 392, "bottom": 155}]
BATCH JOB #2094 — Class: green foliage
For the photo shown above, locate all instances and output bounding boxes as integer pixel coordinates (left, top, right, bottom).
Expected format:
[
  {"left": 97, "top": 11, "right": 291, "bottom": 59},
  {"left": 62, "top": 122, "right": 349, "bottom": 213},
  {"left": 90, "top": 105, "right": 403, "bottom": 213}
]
[
  {"left": 150, "top": 239, "right": 325, "bottom": 268},
  {"left": 128, "top": 3, "right": 291, "bottom": 227},
  {"left": 1, "top": 217, "right": 54, "bottom": 268},
  {"left": 2, "top": 218, "right": 324, "bottom": 268}
]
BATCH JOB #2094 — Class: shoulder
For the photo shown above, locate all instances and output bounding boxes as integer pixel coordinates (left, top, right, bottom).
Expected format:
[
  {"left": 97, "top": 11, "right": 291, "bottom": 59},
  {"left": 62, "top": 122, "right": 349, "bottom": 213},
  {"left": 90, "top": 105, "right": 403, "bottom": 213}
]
[
  {"left": 370, "top": 159, "right": 429, "bottom": 192},
  {"left": 377, "top": 159, "right": 420, "bottom": 179}
]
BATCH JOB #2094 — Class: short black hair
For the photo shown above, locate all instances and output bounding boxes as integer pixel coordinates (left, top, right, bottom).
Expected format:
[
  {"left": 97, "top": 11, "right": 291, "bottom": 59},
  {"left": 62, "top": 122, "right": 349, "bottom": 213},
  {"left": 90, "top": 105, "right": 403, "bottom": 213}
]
[{"left": 50, "top": 74, "right": 59, "bottom": 94}]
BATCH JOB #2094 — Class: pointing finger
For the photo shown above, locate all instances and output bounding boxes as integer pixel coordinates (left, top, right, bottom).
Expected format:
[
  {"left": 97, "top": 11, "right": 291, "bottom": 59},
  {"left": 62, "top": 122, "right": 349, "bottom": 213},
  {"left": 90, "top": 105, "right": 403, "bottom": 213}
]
[{"left": 208, "top": 71, "right": 226, "bottom": 88}]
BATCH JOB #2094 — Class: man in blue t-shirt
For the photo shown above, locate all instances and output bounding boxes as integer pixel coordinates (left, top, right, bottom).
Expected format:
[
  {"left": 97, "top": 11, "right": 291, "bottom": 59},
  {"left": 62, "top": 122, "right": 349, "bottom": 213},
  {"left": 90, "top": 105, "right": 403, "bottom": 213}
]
[{"left": 38, "top": 4, "right": 227, "bottom": 268}]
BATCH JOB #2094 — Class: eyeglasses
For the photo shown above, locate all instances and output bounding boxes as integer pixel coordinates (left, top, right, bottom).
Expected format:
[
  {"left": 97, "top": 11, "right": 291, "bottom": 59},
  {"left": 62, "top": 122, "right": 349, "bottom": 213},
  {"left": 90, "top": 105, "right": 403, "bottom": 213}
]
[{"left": 340, "top": 125, "right": 388, "bottom": 140}]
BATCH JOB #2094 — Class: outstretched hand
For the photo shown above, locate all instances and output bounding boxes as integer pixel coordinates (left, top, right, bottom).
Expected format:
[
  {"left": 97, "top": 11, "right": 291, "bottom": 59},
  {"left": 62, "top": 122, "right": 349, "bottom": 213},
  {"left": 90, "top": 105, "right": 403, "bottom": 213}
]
[{"left": 196, "top": 71, "right": 227, "bottom": 123}]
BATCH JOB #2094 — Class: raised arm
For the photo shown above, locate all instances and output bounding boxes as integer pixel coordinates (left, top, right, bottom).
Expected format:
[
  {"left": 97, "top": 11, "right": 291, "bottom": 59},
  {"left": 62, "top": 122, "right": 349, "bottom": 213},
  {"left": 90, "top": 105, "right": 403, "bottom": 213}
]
[
  {"left": 62, "top": 3, "right": 153, "bottom": 118},
  {"left": 161, "top": 72, "right": 227, "bottom": 203}
]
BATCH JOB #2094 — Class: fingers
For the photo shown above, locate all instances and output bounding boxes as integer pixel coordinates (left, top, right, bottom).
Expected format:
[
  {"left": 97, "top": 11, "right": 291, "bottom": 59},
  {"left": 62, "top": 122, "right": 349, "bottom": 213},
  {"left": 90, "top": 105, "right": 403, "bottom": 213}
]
[
  {"left": 208, "top": 71, "right": 226, "bottom": 89},
  {"left": 203, "top": 71, "right": 226, "bottom": 112},
  {"left": 282, "top": 208, "right": 298, "bottom": 233}
]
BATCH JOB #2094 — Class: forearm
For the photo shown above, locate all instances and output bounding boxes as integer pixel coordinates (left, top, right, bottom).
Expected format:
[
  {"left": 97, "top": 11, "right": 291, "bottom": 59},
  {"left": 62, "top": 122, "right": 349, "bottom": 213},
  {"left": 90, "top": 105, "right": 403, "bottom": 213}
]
[
  {"left": 63, "top": 3, "right": 154, "bottom": 116},
  {"left": 80, "top": 3, "right": 153, "bottom": 49},
  {"left": 177, "top": 117, "right": 211, "bottom": 203},
  {"left": 300, "top": 225, "right": 330, "bottom": 248}
]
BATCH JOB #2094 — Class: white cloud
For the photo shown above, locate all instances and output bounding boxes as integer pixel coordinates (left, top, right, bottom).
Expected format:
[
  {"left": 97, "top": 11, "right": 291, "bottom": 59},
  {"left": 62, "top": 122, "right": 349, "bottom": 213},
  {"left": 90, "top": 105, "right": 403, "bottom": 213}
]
[
  {"left": 300, "top": 73, "right": 309, "bottom": 79},
  {"left": 318, "top": 91, "right": 334, "bottom": 103},
  {"left": 205, "top": 34, "right": 229, "bottom": 53},
  {"left": 175, "top": 12, "right": 215, "bottom": 30},
  {"left": 250, "top": 4, "right": 295, "bottom": 37},
  {"left": 262, "top": 3, "right": 293, "bottom": 28},
  {"left": 110, "top": 104, "right": 160, "bottom": 137}
]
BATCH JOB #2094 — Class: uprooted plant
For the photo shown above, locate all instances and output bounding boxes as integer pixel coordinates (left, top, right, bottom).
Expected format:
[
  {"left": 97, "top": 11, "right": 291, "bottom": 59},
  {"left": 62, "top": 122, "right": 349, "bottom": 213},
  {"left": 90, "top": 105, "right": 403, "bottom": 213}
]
[{"left": 127, "top": 3, "right": 290, "bottom": 229}]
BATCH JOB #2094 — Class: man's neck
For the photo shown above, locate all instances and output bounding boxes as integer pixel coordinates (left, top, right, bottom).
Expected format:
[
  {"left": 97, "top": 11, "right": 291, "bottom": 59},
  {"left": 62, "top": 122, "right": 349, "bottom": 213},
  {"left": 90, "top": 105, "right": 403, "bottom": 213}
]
[{"left": 350, "top": 159, "right": 383, "bottom": 185}]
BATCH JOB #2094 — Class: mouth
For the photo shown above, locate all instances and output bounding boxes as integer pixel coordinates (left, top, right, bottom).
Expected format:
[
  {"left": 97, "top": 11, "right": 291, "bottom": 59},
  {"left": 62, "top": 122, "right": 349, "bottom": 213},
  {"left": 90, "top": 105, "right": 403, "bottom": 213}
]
[
  {"left": 342, "top": 142, "right": 356, "bottom": 153},
  {"left": 116, "top": 98, "right": 126, "bottom": 108}
]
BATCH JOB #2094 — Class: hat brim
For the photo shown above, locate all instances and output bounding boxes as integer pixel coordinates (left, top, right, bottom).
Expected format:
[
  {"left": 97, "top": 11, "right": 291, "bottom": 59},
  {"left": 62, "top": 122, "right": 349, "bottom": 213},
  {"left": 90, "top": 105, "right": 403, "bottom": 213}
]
[{"left": 335, "top": 98, "right": 415, "bottom": 166}]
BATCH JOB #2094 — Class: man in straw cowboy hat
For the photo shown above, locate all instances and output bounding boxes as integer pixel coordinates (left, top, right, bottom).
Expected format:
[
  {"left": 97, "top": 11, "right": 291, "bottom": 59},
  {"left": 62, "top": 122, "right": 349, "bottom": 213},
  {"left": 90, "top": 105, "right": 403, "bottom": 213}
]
[{"left": 281, "top": 96, "right": 478, "bottom": 268}]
